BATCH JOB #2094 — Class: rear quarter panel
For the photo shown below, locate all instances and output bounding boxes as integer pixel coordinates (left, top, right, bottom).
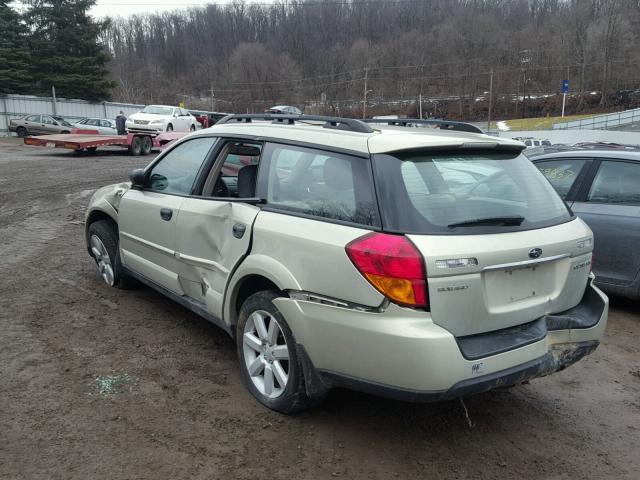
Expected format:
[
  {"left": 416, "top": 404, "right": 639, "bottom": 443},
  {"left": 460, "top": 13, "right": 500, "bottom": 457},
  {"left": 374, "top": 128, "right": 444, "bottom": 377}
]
[{"left": 243, "top": 211, "right": 384, "bottom": 306}]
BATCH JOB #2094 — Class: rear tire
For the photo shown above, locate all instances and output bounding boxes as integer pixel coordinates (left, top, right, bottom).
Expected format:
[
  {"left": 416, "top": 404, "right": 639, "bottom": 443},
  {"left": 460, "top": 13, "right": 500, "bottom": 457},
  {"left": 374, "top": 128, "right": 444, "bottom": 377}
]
[
  {"left": 16, "top": 126, "right": 28, "bottom": 137},
  {"left": 129, "top": 135, "right": 142, "bottom": 156},
  {"left": 166, "top": 124, "right": 173, "bottom": 132},
  {"left": 87, "top": 220, "right": 132, "bottom": 289},
  {"left": 141, "top": 135, "right": 152, "bottom": 155},
  {"left": 61, "top": 130, "right": 70, "bottom": 134},
  {"left": 86, "top": 146, "right": 98, "bottom": 153},
  {"left": 237, "top": 290, "right": 321, "bottom": 413},
  {"left": 190, "top": 124, "right": 196, "bottom": 132}
]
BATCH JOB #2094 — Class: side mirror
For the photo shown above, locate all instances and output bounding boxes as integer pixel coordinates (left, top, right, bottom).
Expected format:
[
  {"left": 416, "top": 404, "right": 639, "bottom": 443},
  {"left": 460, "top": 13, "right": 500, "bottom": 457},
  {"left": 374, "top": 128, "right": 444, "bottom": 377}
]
[{"left": 130, "top": 168, "right": 146, "bottom": 188}]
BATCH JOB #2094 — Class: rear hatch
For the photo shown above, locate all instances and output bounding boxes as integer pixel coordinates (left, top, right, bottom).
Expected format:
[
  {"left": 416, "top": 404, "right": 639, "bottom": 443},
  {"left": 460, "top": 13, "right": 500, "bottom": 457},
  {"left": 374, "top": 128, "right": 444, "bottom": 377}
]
[{"left": 372, "top": 149, "right": 593, "bottom": 337}]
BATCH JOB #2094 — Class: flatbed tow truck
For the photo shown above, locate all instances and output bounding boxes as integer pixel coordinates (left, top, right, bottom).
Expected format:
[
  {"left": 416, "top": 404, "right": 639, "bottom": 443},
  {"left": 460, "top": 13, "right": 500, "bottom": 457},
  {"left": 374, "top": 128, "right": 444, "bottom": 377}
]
[{"left": 23, "top": 129, "right": 187, "bottom": 155}]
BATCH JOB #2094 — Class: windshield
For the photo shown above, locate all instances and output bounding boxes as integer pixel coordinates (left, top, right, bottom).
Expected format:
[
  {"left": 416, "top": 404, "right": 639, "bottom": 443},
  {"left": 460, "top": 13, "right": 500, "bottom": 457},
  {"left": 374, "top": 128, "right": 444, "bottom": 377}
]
[
  {"left": 52, "top": 116, "right": 73, "bottom": 127},
  {"left": 141, "top": 106, "right": 173, "bottom": 116},
  {"left": 372, "top": 151, "right": 573, "bottom": 234}
]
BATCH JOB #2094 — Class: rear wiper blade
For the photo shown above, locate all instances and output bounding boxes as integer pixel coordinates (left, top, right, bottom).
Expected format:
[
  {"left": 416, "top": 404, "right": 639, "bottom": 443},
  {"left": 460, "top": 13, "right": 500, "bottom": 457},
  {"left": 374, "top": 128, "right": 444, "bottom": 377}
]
[{"left": 448, "top": 215, "right": 525, "bottom": 228}]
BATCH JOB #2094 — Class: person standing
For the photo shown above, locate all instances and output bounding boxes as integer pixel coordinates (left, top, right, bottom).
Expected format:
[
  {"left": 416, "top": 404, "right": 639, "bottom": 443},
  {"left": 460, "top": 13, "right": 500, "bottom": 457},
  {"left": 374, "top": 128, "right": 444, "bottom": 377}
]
[{"left": 115, "top": 111, "right": 127, "bottom": 135}]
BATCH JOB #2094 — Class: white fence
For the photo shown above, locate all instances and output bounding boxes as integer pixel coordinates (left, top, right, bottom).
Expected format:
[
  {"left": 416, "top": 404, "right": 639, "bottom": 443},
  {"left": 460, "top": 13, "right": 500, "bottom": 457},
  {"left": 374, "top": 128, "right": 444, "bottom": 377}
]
[
  {"left": 498, "top": 129, "right": 640, "bottom": 145},
  {"left": 0, "top": 94, "right": 144, "bottom": 136},
  {"left": 552, "top": 107, "right": 640, "bottom": 130}
]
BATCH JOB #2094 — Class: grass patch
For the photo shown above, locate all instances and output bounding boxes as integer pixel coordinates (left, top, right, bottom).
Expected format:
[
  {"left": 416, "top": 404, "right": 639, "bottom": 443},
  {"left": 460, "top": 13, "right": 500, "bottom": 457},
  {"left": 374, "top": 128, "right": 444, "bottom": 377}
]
[{"left": 490, "top": 113, "right": 595, "bottom": 131}]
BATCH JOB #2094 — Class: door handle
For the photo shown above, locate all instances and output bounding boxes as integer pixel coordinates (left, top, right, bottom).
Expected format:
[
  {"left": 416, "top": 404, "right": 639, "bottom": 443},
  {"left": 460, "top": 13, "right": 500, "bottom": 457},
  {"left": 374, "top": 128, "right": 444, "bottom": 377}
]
[
  {"left": 160, "top": 208, "right": 173, "bottom": 221},
  {"left": 232, "top": 223, "right": 246, "bottom": 239}
]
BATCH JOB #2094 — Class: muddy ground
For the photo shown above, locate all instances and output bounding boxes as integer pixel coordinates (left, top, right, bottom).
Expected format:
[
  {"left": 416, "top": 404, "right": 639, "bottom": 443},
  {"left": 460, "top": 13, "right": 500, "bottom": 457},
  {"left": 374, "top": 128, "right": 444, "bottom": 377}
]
[{"left": 1, "top": 137, "right": 639, "bottom": 480}]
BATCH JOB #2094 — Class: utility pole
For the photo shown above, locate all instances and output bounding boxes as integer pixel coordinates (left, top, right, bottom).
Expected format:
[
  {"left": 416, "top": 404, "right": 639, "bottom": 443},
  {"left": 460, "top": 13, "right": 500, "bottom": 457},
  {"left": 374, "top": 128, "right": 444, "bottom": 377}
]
[
  {"left": 418, "top": 62, "right": 425, "bottom": 119},
  {"left": 51, "top": 86, "right": 57, "bottom": 115},
  {"left": 487, "top": 68, "right": 493, "bottom": 133},
  {"left": 210, "top": 83, "right": 215, "bottom": 112},
  {"left": 362, "top": 67, "right": 369, "bottom": 119}
]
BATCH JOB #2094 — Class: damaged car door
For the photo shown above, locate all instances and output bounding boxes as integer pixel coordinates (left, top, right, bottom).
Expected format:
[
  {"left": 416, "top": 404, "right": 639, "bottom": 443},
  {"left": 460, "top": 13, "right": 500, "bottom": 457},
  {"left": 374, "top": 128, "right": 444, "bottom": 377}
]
[
  {"left": 174, "top": 141, "right": 263, "bottom": 320},
  {"left": 118, "top": 136, "right": 218, "bottom": 293}
]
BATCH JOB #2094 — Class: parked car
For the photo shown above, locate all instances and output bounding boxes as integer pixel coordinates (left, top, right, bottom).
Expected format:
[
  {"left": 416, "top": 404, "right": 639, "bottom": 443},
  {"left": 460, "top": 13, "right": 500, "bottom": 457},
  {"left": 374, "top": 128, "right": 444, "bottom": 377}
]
[
  {"left": 188, "top": 110, "right": 229, "bottom": 129},
  {"left": 85, "top": 115, "right": 607, "bottom": 413},
  {"left": 9, "top": 114, "right": 74, "bottom": 137},
  {"left": 531, "top": 149, "right": 640, "bottom": 300},
  {"left": 513, "top": 136, "right": 552, "bottom": 148},
  {"left": 125, "top": 105, "right": 198, "bottom": 134},
  {"left": 265, "top": 105, "right": 302, "bottom": 115},
  {"left": 74, "top": 118, "right": 117, "bottom": 135}
]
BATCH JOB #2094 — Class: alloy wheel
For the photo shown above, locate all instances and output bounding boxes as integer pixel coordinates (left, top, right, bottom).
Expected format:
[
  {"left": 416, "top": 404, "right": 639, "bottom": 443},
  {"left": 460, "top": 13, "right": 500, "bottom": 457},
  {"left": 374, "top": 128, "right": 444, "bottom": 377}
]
[
  {"left": 90, "top": 234, "right": 115, "bottom": 286},
  {"left": 242, "top": 310, "right": 290, "bottom": 398}
]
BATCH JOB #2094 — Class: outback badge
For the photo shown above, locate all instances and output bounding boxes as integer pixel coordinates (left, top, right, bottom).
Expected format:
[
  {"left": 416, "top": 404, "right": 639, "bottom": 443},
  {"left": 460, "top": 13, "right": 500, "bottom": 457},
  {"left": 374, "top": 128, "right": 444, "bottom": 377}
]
[{"left": 528, "top": 247, "right": 543, "bottom": 259}]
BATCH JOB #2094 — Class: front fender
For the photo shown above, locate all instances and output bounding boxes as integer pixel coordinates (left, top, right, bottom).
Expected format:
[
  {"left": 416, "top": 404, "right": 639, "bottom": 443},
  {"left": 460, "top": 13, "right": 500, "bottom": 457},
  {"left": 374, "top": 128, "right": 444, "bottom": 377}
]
[{"left": 84, "top": 182, "right": 130, "bottom": 249}]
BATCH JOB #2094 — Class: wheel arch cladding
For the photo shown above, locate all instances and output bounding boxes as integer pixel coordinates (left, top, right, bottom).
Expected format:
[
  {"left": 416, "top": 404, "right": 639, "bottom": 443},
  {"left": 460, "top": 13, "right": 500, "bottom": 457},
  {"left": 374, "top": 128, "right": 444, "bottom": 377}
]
[
  {"left": 229, "top": 274, "right": 284, "bottom": 333},
  {"left": 85, "top": 210, "right": 118, "bottom": 253},
  {"left": 225, "top": 254, "right": 302, "bottom": 330}
]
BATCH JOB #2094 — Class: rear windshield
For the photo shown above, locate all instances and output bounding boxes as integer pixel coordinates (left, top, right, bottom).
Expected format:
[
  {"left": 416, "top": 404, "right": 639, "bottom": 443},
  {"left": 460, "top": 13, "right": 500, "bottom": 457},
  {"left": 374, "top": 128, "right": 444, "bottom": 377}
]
[{"left": 373, "top": 151, "right": 573, "bottom": 234}]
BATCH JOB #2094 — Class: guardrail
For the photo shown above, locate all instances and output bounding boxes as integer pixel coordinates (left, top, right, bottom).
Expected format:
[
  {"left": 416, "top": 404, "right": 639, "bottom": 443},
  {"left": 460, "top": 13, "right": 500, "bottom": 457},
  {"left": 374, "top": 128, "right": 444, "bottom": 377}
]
[{"left": 553, "top": 107, "right": 640, "bottom": 130}]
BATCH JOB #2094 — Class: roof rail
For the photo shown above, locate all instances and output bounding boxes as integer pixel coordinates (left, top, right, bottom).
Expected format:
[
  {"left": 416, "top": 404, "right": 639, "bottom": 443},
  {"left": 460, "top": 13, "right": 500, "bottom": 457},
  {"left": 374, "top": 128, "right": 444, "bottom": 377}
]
[
  {"left": 217, "top": 114, "right": 374, "bottom": 134},
  {"left": 363, "top": 118, "right": 483, "bottom": 134}
]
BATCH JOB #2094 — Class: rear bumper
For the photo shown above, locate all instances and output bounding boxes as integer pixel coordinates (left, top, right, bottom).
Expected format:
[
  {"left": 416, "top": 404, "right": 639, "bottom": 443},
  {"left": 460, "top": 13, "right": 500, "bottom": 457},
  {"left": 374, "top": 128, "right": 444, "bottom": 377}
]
[
  {"left": 309, "top": 341, "right": 598, "bottom": 403},
  {"left": 274, "top": 282, "right": 608, "bottom": 402}
]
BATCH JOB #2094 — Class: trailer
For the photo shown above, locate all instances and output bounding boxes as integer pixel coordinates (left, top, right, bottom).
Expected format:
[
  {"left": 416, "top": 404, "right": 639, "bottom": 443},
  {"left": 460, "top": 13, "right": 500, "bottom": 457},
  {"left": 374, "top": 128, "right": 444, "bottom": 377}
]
[{"left": 23, "top": 130, "right": 187, "bottom": 155}]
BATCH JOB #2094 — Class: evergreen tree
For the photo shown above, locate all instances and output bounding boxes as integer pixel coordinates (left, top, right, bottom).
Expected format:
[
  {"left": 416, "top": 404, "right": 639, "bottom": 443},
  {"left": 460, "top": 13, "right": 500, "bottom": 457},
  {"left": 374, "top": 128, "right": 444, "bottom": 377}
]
[
  {"left": 26, "top": 0, "right": 114, "bottom": 101},
  {"left": 0, "top": 1, "right": 32, "bottom": 94}
]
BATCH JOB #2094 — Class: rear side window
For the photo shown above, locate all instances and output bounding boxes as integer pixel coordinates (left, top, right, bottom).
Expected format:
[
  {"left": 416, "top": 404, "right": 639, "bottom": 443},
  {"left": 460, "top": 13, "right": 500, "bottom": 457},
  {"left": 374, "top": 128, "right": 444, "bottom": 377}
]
[
  {"left": 262, "top": 143, "right": 379, "bottom": 226},
  {"left": 373, "top": 151, "right": 572, "bottom": 234},
  {"left": 536, "top": 158, "right": 589, "bottom": 199},
  {"left": 588, "top": 160, "right": 640, "bottom": 204}
]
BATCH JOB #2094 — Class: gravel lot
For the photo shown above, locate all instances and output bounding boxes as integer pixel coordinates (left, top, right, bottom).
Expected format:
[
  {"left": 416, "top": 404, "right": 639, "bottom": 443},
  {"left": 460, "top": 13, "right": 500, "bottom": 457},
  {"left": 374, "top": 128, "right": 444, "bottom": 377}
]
[{"left": 1, "top": 137, "right": 639, "bottom": 480}]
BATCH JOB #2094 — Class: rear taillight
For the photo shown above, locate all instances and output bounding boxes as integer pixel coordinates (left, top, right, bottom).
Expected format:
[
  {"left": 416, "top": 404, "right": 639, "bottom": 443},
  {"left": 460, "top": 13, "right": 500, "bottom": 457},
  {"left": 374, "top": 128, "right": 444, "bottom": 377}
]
[{"left": 346, "top": 232, "right": 428, "bottom": 308}]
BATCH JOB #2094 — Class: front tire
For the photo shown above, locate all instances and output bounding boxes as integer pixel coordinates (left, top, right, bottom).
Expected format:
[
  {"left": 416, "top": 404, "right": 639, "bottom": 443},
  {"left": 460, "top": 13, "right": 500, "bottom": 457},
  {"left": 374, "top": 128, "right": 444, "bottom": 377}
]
[
  {"left": 190, "top": 124, "right": 196, "bottom": 132},
  {"left": 237, "top": 291, "right": 318, "bottom": 413},
  {"left": 16, "top": 126, "right": 28, "bottom": 137},
  {"left": 87, "top": 220, "right": 131, "bottom": 289},
  {"left": 166, "top": 123, "right": 173, "bottom": 132}
]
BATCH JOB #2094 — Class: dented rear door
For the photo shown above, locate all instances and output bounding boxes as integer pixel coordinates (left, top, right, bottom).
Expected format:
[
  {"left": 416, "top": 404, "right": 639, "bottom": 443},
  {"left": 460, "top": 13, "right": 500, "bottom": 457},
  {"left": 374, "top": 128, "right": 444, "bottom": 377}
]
[{"left": 174, "top": 199, "right": 260, "bottom": 320}]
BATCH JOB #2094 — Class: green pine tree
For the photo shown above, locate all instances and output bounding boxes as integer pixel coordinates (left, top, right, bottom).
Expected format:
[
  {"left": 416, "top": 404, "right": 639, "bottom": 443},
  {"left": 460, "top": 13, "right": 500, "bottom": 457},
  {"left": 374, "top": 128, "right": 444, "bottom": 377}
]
[
  {"left": 0, "top": 1, "right": 32, "bottom": 94},
  {"left": 26, "top": 0, "right": 115, "bottom": 101}
]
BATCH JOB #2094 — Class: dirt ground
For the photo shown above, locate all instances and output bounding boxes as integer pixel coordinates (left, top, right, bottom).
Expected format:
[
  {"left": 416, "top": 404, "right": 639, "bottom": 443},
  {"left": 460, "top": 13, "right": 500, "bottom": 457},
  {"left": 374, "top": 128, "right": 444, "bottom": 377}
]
[{"left": 1, "top": 137, "right": 639, "bottom": 480}]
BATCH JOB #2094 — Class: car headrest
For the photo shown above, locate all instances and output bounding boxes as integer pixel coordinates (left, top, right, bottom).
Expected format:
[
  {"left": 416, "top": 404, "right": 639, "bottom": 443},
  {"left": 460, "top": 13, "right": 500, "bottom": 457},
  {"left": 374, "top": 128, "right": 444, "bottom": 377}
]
[
  {"left": 238, "top": 164, "right": 258, "bottom": 198},
  {"left": 323, "top": 157, "right": 353, "bottom": 190}
]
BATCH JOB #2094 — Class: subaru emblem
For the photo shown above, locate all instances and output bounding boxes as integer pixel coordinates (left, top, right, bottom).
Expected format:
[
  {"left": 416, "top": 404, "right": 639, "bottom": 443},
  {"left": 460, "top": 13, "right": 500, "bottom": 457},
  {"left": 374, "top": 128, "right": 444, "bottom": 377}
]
[{"left": 528, "top": 248, "right": 543, "bottom": 259}]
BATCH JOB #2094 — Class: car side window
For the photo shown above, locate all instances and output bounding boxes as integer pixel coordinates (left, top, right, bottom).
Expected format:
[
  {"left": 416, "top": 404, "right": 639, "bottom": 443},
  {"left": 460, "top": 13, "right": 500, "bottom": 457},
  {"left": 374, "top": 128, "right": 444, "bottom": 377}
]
[
  {"left": 25, "top": 115, "right": 40, "bottom": 122},
  {"left": 42, "top": 116, "right": 55, "bottom": 125},
  {"left": 588, "top": 160, "right": 640, "bottom": 204},
  {"left": 148, "top": 137, "right": 217, "bottom": 195},
  {"left": 536, "top": 158, "right": 589, "bottom": 199},
  {"left": 203, "top": 142, "right": 262, "bottom": 198},
  {"left": 264, "top": 143, "right": 379, "bottom": 226},
  {"left": 100, "top": 120, "right": 111, "bottom": 127}
]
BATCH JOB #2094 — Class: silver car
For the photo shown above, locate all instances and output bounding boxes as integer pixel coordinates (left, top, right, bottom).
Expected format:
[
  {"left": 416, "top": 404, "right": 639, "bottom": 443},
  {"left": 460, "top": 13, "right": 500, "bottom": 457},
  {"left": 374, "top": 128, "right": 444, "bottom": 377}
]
[
  {"left": 74, "top": 118, "right": 117, "bottom": 135},
  {"left": 84, "top": 115, "right": 607, "bottom": 413},
  {"left": 532, "top": 149, "right": 640, "bottom": 300},
  {"left": 9, "top": 114, "right": 74, "bottom": 137}
]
